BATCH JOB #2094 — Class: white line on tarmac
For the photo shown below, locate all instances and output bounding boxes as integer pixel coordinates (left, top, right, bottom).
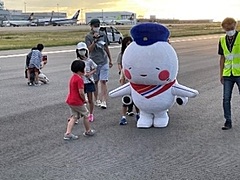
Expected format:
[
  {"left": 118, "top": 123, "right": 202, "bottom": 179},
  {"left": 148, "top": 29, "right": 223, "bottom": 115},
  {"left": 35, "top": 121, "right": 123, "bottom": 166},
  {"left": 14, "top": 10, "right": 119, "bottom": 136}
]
[
  {"left": 0, "top": 35, "right": 221, "bottom": 59},
  {"left": 0, "top": 45, "right": 121, "bottom": 59},
  {"left": 170, "top": 35, "right": 221, "bottom": 43}
]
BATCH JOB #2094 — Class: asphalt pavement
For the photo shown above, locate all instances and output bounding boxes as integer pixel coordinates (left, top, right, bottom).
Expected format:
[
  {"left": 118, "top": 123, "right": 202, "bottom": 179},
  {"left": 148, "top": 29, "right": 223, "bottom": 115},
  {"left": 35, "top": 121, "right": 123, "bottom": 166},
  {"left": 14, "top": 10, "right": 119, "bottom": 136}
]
[{"left": 1, "top": 35, "right": 240, "bottom": 180}]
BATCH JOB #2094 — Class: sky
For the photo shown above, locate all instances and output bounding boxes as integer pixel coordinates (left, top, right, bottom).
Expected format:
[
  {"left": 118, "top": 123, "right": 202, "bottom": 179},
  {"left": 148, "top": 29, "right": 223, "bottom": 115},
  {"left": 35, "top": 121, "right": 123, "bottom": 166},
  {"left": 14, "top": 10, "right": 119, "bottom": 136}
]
[{"left": 2, "top": 0, "right": 240, "bottom": 21}]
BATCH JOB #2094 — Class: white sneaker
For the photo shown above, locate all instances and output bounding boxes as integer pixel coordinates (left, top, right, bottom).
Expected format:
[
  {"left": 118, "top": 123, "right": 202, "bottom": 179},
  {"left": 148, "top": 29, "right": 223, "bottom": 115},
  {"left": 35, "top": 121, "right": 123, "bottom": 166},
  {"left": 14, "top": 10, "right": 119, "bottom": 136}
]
[
  {"left": 95, "top": 100, "right": 101, "bottom": 107},
  {"left": 100, "top": 101, "right": 107, "bottom": 109},
  {"left": 75, "top": 119, "right": 79, "bottom": 124},
  {"left": 34, "top": 82, "right": 41, "bottom": 87},
  {"left": 64, "top": 133, "right": 78, "bottom": 140},
  {"left": 126, "top": 112, "right": 134, "bottom": 116}
]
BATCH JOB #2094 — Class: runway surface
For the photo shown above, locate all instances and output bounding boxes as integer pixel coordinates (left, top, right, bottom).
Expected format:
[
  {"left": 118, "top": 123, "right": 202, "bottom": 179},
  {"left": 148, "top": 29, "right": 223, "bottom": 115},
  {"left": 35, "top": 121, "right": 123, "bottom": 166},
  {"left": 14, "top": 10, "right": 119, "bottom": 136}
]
[{"left": 1, "top": 35, "right": 240, "bottom": 180}]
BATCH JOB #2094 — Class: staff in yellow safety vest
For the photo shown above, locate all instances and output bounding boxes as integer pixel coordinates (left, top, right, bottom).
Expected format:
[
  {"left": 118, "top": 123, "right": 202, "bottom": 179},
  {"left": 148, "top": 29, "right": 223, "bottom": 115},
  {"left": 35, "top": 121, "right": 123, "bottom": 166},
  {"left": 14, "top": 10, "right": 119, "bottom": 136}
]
[{"left": 218, "top": 17, "right": 240, "bottom": 130}]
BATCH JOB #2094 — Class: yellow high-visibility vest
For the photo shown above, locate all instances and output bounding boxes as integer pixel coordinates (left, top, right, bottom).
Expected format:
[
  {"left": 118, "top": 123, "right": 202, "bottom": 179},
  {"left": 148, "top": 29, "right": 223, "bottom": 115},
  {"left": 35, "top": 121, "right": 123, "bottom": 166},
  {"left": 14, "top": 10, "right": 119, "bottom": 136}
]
[{"left": 220, "top": 33, "right": 240, "bottom": 76}]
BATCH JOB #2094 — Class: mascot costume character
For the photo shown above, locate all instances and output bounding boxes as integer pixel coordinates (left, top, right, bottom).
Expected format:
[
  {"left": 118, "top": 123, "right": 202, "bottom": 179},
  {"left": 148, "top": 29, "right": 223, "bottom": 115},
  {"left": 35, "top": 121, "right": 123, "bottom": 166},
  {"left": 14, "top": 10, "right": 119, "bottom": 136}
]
[{"left": 109, "top": 23, "right": 199, "bottom": 128}]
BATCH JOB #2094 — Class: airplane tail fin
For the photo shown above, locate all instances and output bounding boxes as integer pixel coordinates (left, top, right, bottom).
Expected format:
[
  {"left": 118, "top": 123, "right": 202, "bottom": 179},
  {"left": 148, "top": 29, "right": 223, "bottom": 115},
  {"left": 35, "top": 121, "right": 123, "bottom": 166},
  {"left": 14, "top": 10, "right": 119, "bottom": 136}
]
[
  {"left": 28, "top": 13, "right": 34, "bottom": 21},
  {"left": 129, "top": 13, "right": 135, "bottom": 20},
  {"left": 72, "top": 10, "right": 80, "bottom": 20},
  {"left": 49, "top": 11, "right": 54, "bottom": 22}
]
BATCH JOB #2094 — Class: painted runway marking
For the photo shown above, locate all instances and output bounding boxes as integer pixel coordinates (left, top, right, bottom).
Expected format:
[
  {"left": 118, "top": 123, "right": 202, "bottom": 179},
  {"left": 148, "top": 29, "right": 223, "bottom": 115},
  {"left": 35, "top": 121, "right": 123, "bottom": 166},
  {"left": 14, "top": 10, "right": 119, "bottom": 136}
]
[
  {"left": 170, "top": 35, "right": 221, "bottom": 43},
  {"left": 0, "top": 45, "right": 121, "bottom": 59},
  {"left": 0, "top": 36, "right": 221, "bottom": 59}
]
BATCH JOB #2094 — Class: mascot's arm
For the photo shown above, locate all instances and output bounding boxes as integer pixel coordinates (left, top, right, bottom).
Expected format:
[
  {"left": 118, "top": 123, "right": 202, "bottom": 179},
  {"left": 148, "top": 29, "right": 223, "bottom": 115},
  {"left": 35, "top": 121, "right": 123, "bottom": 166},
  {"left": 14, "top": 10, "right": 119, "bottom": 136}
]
[
  {"left": 109, "top": 82, "right": 131, "bottom": 98},
  {"left": 171, "top": 83, "right": 199, "bottom": 105},
  {"left": 172, "top": 84, "right": 199, "bottom": 98}
]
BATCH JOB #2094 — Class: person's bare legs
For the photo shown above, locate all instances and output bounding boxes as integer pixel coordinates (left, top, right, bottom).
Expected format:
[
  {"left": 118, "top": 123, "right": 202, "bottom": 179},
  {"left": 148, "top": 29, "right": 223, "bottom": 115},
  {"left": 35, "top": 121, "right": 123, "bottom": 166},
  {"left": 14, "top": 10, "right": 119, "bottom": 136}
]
[
  {"left": 87, "top": 92, "right": 94, "bottom": 114},
  {"left": 87, "top": 92, "right": 95, "bottom": 122},
  {"left": 99, "top": 80, "right": 108, "bottom": 108},
  {"left": 65, "top": 116, "right": 76, "bottom": 134},
  {"left": 120, "top": 105, "right": 128, "bottom": 125},
  {"left": 82, "top": 115, "right": 95, "bottom": 136},
  {"left": 94, "top": 81, "right": 99, "bottom": 100},
  {"left": 122, "top": 106, "right": 128, "bottom": 116},
  {"left": 64, "top": 115, "right": 79, "bottom": 140},
  {"left": 34, "top": 71, "right": 39, "bottom": 84},
  {"left": 27, "top": 69, "right": 31, "bottom": 82},
  {"left": 83, "top": 115, "right": 91, "bottom": 132},
  {"left": 100, "top": 80, "right": 107, "bottom": 102}
]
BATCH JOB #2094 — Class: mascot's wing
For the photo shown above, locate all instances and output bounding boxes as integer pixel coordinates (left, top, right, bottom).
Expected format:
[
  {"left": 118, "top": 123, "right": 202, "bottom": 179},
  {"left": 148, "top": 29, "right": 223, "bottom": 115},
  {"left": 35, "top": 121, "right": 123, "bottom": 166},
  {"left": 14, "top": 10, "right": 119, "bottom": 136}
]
[
  {"left": 172, "top": 83, "right": 199, "bottom": 98},
  {"left": 109, "top": 82, "right": 131, "bottom": 98}
]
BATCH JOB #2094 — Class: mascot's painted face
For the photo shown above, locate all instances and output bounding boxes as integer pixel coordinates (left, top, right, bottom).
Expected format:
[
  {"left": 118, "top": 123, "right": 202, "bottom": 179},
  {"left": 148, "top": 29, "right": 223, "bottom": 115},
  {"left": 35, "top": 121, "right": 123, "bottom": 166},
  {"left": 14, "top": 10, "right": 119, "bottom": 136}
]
[{"left": 122, "top": 41, "right": 178, "bottom": 85}]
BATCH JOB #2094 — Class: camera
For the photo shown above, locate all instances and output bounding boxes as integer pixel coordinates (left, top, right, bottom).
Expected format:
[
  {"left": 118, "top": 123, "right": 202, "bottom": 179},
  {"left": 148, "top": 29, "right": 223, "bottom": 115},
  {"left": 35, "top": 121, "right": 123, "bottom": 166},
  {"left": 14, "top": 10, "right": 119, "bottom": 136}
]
[{"left": 93, "top": 34, "right": 103, "bottom": 39}]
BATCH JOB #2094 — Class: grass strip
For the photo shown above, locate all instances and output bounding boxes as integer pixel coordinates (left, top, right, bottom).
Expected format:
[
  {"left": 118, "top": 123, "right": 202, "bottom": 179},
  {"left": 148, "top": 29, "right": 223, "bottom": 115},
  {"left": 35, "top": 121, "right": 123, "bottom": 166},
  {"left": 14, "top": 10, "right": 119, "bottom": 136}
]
[{"left": 0, "top": 22, "right": 238, "bottom": 51}]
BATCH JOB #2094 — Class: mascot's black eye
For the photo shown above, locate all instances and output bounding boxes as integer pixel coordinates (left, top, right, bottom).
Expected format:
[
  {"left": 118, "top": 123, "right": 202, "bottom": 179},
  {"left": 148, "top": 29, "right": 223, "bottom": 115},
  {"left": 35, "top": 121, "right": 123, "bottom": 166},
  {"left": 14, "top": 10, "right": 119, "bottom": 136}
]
[
  {"left": 129, "top": 67, "right": 132, "bottom": 70},
  {"left": 156, "top": 67, "right": 160, "bottom": 70}
]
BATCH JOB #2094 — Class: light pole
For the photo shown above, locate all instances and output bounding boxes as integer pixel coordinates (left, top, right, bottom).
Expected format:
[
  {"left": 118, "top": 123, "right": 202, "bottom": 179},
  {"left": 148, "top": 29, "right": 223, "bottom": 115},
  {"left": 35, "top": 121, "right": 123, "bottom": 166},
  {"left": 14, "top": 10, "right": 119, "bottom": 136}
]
[
  {"left": 57, "top": 4, "right": 59, "bottom": 18},
  {"left": 102, "top": 9, "right": 104, "bottom": 22},
  {"left": 24, "top": 2, "right": 26, "bottom": 13},
  {"left": 81, "top": 9, "right": 84, "bottom": 24}
]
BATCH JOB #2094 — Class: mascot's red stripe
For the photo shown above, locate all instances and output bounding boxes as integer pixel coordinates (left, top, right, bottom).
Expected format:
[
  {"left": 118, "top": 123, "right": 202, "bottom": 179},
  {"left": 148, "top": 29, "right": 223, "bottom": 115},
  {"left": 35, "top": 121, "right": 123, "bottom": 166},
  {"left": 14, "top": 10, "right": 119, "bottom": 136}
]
[
  {"left": 130, "top": 83, "right": 157, "bottom": 93},
  {"left": 146, "top": 80, "right": 175, "bottom": 99}
]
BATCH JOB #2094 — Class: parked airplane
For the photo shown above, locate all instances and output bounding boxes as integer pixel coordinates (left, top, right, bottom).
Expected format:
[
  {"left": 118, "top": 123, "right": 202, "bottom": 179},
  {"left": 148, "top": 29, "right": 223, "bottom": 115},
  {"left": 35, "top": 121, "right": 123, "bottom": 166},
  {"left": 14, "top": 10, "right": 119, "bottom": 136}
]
[
  {"left": 115, "top": 13, "right": 136, "bottom": 25},
  {"left": 2, "top": 13, "right": 35, "bottom": 27},
  {"left": 100, "top": 19, "right": 116, "bottom": 25},
  {"left": 51, "top": 10, "right": 80, "bottom": 26},
  {"left": 100, "top": 13, "right": 136, "bottom": 25},
  {"left": 33, "top": 10, "right": 80, "bottom": 26},
  {"left": 33, "top": 11, "right": 54, "bottom": 26}
]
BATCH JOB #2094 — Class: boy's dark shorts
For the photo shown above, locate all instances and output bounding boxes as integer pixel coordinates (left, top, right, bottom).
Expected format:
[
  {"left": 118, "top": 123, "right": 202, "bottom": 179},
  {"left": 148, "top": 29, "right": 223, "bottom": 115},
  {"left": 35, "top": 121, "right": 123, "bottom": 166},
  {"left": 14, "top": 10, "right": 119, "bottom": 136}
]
[
  {"left": 28, "top": 67, "right": 40, "bottom": 73},
  {"left": 84, "top": 82, "right": 96, "bottom": 93}
]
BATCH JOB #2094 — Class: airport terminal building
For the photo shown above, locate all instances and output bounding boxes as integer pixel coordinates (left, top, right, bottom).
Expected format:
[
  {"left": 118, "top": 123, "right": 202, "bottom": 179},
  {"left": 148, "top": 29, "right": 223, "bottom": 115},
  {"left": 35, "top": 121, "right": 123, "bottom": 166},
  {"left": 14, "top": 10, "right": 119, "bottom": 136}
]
[
  {"left": 85, "top": 11, "right": 136, "bottom": 25},
  {"left": 0, "top": 0, "right": 67, "bottom": 26},
  {"left": 0, "top": 0, "right": 10, "bottom": 25}
]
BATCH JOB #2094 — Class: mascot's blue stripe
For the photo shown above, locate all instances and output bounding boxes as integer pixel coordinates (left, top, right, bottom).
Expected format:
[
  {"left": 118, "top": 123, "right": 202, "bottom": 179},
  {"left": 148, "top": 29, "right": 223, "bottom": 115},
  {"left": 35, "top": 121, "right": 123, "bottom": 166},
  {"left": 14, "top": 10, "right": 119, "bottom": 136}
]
[{"left": 141, "top": 85, "right": 162, "bottom": 96}]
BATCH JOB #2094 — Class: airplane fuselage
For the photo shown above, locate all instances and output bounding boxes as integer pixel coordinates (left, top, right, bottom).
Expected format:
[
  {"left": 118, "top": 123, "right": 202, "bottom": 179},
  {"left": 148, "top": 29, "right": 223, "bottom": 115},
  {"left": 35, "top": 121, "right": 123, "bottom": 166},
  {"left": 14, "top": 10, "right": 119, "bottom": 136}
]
[{"left": 2, "top": 20, "right": 32, "bottom": 27}]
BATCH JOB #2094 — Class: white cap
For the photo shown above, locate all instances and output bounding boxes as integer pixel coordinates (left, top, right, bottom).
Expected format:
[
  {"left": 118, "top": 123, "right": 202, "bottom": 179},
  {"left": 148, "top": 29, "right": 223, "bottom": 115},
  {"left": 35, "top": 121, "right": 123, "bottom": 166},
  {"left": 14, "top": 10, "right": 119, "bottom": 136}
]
[{"left": 77, "top": 42, "right": 88, "bottom": 50}]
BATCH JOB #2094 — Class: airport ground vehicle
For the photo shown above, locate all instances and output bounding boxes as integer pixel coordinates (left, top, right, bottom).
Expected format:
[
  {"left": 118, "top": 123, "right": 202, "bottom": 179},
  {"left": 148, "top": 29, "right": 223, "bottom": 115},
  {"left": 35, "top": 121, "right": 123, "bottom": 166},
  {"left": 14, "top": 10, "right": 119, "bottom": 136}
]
[{"left": 100, "top": 26, "right": 123, "bottom": 44}]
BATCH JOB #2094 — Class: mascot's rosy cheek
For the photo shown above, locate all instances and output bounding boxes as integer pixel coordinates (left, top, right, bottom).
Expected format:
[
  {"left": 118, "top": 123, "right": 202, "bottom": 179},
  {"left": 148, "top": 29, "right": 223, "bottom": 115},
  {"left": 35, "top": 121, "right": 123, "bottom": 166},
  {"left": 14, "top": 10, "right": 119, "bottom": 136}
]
[
  {"left": 124, "top": 69, "right": 132, "bottom": 80},
  {"left": 159, "top": 70, "right": 170, "bottom": 81}
]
